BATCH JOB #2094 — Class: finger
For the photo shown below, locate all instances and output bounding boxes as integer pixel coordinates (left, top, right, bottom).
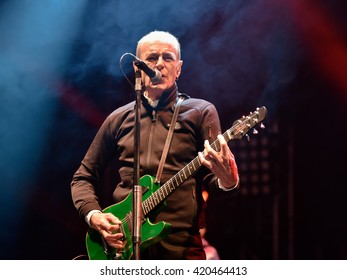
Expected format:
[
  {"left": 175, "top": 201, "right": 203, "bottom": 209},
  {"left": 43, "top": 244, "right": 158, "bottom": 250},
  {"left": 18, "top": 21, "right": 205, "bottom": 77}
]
[
  {"left": 198, "top": 151, "right": 212, "bottom": 169},
  {"left": 204, "top": 140, "right": 218, "bottom": 159},
  {"left": 107, "top": 239, "right": 125, "bottom": 249},
  {"left": 102, "top": 231, "right": 124, "bottom": 241},
  {"left": 218, "top": 134, "right": 231, "bottom": 157},
  {"left": 104, "top": 213, "right": 122, "bottom": 225},
  {"left": 102, "top": 222, "right": 122, "bottom": 234},
  {"left": 101, "top": 214, "right": 122, "bottom": 233},
  {"left": 105, "top": 233, "right": 125, "bottom": 248},
  {"left": 217, "top": 135, "right": 236, "bottom": 167}
]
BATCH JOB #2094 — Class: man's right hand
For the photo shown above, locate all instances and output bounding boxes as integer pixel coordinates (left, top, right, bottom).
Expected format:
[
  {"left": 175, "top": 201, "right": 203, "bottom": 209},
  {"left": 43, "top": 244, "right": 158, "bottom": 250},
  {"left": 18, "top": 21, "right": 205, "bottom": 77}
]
[{"left": 90, "top": 212, "right": 125, "bottom": 249}]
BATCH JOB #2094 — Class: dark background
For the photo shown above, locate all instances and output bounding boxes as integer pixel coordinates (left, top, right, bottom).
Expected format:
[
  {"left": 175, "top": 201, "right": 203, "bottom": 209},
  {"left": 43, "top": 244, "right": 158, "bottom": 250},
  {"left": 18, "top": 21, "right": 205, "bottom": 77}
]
[{"left": 1, "top": 0, "right": 347, "bottom": 260}]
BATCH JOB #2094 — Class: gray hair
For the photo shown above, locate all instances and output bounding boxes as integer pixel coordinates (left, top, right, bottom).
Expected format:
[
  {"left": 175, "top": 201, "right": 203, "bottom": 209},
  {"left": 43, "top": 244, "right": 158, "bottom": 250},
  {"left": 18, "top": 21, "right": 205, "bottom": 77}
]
[{"left": 136, "top": 30, "right": 181, "bottom": 59}]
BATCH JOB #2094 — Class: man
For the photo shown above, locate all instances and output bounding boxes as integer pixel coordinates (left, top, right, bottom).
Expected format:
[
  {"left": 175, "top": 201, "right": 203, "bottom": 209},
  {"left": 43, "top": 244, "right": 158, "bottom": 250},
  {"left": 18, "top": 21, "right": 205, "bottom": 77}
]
[{"left": 71, "top": 30, "right": 239, "bottom": 259}]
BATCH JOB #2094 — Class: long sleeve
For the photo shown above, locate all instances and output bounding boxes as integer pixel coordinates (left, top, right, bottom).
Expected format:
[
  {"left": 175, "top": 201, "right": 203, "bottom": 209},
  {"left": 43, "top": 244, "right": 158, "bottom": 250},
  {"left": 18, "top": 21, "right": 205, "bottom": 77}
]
[{"left": 71, "top": 114, "right": 117, "bottom": 219}]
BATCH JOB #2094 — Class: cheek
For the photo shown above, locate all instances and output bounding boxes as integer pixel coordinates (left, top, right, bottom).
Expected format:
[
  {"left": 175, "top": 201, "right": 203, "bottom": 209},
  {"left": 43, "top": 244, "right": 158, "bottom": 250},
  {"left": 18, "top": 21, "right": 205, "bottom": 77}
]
[
  {"left": 175, "top": 67, "right": 182, "bottom": 78},
  {"left": 169, "top": 67, "right": 180, "bottom": 80}
]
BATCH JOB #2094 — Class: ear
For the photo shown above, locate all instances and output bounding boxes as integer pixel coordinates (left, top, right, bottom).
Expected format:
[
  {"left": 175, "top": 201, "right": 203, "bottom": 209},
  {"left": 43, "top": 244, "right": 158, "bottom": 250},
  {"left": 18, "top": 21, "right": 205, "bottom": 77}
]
[{"left": 176, "top": 60, "right": 183, "bottom": 79}]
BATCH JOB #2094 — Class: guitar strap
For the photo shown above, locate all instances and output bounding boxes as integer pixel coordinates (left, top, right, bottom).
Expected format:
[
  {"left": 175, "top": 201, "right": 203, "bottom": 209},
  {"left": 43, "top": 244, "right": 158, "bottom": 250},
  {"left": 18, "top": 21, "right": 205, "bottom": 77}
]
[{"left": 155, "top": 96, "right": 184, "bottom": 184}]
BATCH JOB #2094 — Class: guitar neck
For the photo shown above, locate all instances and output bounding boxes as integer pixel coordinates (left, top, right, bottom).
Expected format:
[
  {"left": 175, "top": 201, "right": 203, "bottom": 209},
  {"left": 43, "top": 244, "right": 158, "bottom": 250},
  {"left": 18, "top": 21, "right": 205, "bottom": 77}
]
[
  {"left": 141, "top": 130, "right": 230, "bottom": 216},
  {"left": 141, "top": 106, "right": 266, "bottom": 216}
]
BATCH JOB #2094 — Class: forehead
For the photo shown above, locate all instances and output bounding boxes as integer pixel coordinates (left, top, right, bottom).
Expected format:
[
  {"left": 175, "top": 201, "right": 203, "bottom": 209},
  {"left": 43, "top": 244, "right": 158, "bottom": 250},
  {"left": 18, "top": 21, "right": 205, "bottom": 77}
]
[{"left": 138, "top": 41, "right": 179, "bottom": 58}]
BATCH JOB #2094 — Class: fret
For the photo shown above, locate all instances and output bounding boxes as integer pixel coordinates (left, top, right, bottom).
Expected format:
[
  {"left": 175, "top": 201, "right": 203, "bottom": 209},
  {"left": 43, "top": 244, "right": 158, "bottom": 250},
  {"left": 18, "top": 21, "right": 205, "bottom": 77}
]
[
  {"left": 162, "top": 184, "right": 168, "bottom": 196},
  {"left": 182, "top": 170, "right": 186, "bottom": 180},
  {"left": 153, "top": 192, "right": 159, "bottom": 204},
  {"left": 178, "top": 172, "right": 183, "bottom": 183},
  {"left": 166, "top": 182, "right": 172, "bottom": 195},
  {"left": 157, "top": 188, "right": 164, "bottom": 200},
  {"left": 171, "top": 180, "right": 176, "bottom": 191},
  {"left": 151, "top": 196, "right": 156, "bottom": 208},
  {"left": 148, "top": 197, "right": 154, "bottom": 210},
  {"left": 174, "top": 175, "right": 179, "bottom": 186},
  {"left": 182, "top": 167, "right": 187, "bottom": 178},
  {"left": 156, "top": 191, "right": 162, "bottom": 202},
  {"left": 157, "top": 190, "right": 163, "bottom": 201},
  {"left": 143, "top": 201, "right": 149, "bottom": 215},
  {"left": 143, "top": 201, "right": 150, "bottom": 214},
  {"left": 154, "top": 190, "right": 160, "bottom": 202},
  {"left": 167, "top": 181, "right": 174, "bottom": 193},
  {"left": 185, "top": 166, "right": 191, "bottom": 176},
  {"left": 165, "top": 182, "right": 170, "bottom": 193},
  {"left": 211, "top": 140, "right": 220, "bottom": 152},
  {"left": 188, "top": 163, "right": 194, "bottom": 173},
  {"left": 190, "top": 161, "right": 195, "bottom": 171},
  {"left": 188, "top": 164, "right": 194, "bottom": 174},
  {"left": 196, "top": 157, "right": 201, "bottom": 168},
  {"left": 225, "top": 130, "right": 232, "bottom": 142}
]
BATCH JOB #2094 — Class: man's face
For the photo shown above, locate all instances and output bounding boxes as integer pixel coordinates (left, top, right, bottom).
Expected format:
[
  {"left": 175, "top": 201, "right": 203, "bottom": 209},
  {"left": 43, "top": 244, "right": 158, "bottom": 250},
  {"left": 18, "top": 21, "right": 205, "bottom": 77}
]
[{"left": 137, "top": 41, "right": 182, "bottom": 99}]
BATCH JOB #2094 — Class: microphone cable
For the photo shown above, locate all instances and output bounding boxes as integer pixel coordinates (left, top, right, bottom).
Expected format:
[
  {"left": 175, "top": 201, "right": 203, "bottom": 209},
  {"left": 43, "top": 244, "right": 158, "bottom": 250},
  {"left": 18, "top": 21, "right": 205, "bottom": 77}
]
[{"left": 119, "top": 52, "right": 138, "bottom": 90}]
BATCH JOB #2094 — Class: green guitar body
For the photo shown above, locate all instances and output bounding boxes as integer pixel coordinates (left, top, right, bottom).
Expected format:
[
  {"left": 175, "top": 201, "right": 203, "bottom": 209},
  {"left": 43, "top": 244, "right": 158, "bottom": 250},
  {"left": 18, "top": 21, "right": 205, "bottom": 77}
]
[{"left": 85, "top": 175, "right": 172, "bottom": 260}]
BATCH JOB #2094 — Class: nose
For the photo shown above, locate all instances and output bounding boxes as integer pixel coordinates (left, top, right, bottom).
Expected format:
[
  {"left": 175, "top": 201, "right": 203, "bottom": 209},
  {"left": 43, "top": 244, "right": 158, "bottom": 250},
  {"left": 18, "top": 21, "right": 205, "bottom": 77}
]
[{"left": 155, "top": 56, "right": 164, "bottom": 69}]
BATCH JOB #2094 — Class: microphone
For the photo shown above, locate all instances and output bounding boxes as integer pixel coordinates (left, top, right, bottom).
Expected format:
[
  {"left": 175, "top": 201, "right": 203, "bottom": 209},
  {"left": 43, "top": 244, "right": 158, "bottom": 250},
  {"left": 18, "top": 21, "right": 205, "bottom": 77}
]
[{"left": 133, "top": 58, "right": 162, "bottom": 83}]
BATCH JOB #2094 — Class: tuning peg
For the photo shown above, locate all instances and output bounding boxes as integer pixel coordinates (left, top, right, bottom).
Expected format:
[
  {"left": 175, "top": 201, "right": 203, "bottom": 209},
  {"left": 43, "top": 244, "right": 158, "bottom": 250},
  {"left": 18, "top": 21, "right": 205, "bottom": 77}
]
[
  {"left": 246, "top": 133, "right": 250, "bottom": 141},
  {"left": 260, "top": 122, "right": 265, "bottom": 129},
  {"left": 253, "top": 128, "right": 258, "bottom": 134}
]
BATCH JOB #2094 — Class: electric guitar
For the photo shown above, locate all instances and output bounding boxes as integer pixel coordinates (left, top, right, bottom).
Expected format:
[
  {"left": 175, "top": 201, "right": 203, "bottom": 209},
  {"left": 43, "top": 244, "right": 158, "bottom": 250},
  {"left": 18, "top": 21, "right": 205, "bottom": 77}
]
[{"left": 86, "top": 106, "right": 267, "bottom": 260}]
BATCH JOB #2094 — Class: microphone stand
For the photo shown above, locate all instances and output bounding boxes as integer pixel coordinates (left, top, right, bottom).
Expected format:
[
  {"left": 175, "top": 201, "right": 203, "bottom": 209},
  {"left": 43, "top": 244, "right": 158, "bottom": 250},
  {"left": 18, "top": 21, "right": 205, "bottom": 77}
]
[{"left": 132, "top": 69, "right": 142, "bottom": 260}]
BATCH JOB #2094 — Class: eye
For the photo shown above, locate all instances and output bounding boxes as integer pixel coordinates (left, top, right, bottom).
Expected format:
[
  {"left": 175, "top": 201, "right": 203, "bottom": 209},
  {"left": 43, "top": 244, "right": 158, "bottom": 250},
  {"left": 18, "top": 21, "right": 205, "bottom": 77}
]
[
  {"left": 145, "top": 55, "right": 158, "bottom": 62},
  {"left": 163, "top": 54, "right": 175, "bottom": 62}
]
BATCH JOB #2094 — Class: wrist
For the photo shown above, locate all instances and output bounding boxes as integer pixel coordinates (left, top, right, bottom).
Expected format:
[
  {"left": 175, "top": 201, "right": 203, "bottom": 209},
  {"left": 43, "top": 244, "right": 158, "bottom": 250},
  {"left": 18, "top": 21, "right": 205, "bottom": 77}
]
[
  {"left": 85, "top": 210, "right": 102, "bottom": 227},
  {"left": 218, "top": 175, "right": 239, "bottom": 191}
]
